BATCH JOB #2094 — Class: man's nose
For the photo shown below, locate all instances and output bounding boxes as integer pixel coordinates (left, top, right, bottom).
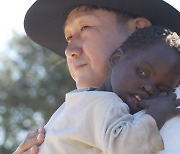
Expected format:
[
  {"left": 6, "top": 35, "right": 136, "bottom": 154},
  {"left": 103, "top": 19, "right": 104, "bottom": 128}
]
[{"left": 65, "top": 37, "right": 83, "bottom": 58}]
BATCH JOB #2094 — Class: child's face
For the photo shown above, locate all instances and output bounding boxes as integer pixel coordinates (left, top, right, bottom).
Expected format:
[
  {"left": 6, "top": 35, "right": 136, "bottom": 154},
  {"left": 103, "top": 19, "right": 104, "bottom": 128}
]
[{"left": 110, "top": 42, "right": 180, "bottom": 113}]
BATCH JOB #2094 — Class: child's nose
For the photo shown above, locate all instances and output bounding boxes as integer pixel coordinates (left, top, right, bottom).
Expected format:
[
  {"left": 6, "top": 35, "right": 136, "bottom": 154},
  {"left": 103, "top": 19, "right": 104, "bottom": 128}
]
[{"left": 141, "top": 84, "right": 157, "bottom": 97}]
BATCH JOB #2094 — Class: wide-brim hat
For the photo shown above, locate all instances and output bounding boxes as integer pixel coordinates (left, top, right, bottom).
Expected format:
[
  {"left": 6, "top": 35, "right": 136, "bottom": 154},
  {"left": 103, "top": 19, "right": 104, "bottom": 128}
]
[{"left": 24, "top": 0, "right": 180, "bottom": 57}]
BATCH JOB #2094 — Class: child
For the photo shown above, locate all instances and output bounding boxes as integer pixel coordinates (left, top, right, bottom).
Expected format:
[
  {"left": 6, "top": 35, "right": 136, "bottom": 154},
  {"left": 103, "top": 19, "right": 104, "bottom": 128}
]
[{"left": 38, "top": 26, "right": 180, "bottom": 154}]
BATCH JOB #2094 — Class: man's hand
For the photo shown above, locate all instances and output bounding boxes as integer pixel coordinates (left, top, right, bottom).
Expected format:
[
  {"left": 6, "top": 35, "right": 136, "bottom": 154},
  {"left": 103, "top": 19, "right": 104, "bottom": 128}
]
[
  {"left": 138, "top": 92, "right": 180, "bottom": 129},
  {"left": 12, "top": 127, "right": 45, "bottom": 154}
]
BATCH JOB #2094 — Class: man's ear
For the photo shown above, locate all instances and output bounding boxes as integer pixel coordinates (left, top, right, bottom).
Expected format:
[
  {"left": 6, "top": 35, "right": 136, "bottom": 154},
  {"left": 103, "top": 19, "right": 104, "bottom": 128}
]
[
  {"left": 134, "top": 17, "right": 151, "bottom": 29},
  {"left": 129, "top": 17, "right": 151, "bottom": 30},
  {"left": 109, "top": 48, "right": 123, "bottom": 68}
]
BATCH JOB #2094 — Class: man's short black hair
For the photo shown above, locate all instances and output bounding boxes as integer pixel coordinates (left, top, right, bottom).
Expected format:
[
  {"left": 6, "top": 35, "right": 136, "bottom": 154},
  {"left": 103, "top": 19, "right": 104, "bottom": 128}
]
[
  {"left": 76, "top": 5, "right": 137, "bottom": 26},
  {"left": 120, "top": 26, "right": 180, "bottom": 55}
]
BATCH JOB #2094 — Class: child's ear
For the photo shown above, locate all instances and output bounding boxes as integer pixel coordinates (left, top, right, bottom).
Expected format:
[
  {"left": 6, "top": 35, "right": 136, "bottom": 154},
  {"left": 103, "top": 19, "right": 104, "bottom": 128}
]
[{"left": 109, "top": 48, "right": 123, "bottom": 68}]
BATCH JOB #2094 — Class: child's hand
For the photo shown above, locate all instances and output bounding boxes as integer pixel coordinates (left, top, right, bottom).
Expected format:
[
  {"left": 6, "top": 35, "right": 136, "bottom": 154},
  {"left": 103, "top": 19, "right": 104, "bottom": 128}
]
[
  {"left": 138, "top": 92, "right": 180, "bottom": 130},
  {"left": 12, "top": 127, "right": 45, "bottom": 154}
]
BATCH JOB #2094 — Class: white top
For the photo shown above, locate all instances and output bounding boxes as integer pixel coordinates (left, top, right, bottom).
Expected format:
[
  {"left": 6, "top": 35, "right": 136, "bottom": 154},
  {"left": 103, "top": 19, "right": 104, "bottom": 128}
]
[{"left": 39, "top": 90, "right": 163, "bottom": 154}]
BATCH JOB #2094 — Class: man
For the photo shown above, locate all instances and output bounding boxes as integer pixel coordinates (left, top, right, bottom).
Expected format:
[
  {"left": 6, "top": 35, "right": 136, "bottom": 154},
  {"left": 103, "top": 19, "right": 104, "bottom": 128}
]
[{"left": 13, "top": 0, "right": 180, "bottom": 153}]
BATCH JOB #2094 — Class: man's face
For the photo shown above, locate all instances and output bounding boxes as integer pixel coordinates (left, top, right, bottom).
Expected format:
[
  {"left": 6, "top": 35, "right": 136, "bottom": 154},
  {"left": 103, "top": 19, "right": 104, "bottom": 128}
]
[
  {"left": 110, "top": 43, "right": 180, "bottom": 113},
  {"left": 64, "top": 7, "right": 133, "bottom": 88}
]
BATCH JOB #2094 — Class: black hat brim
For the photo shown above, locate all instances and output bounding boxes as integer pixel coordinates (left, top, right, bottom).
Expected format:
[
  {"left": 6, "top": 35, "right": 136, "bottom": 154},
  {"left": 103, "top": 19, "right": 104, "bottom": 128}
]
[{"left": 24, "top": 0, "right": 180, "bottom": 57}]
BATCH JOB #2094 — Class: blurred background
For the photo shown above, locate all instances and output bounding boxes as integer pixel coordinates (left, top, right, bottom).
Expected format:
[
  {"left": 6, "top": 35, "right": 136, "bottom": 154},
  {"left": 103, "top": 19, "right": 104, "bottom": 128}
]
[
  {"left": 0, "top": 1, "right": 76, "bottom": 153},
  {"left": 0, "top": 0, "right": 179, "bottom": 153}
]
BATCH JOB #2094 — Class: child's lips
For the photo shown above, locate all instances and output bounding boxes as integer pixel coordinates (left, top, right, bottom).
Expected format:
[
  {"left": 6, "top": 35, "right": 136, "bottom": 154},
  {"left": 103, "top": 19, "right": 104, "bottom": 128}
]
[
  {"left": 127, "top": 93, "right": 149, "bottom": 111},
  {"left": 127, "top": 94, "right": 140, "bottom": 110}
]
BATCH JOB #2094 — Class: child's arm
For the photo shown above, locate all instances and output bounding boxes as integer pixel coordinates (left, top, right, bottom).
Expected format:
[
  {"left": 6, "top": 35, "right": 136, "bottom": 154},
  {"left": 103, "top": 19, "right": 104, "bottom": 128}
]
[
  {"left": 139, "top": 92, "right": 180, "bottom": 129},
  {"left": 95, "top": 95, "right": 164, "bottom": 154},
  {"left": 158, "top": 89, "right": 180, "bottom": 153},
  {"left": 97, "top": 92, "right": 179, "bottom": 154},
  {"left": 102, "top": 111, "right": 163, "bottom": 154}
]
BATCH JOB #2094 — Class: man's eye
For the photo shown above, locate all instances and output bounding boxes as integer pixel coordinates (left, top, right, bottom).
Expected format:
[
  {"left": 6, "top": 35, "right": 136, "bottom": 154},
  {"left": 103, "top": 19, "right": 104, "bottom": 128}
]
[
  {"left": 81, "top": 26, "right": 90, "bottom": 31},
  {"left": 66, "top": 35, "right": 72, "bottom": 42},
  {"left": 137, "top": 67, "right": 148, "bottom": 77}
]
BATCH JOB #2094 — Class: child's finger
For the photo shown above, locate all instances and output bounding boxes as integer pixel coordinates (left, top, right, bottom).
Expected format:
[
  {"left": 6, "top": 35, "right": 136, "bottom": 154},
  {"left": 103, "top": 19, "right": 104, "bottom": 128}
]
[
  {"left": 176, "top": 108, "right": 180, "bottom": 115},
  {"left": 175, "top": 98, "right": 180, "bottom": 107},
  {"left": 138, "top": 100, "right": 149, "bottom": 109},
  {"left": 168, "top": 93, "right": 177, "bottom": 100},
  {"left": 159, "top": 92, "right": 168, "bottom": 97}
]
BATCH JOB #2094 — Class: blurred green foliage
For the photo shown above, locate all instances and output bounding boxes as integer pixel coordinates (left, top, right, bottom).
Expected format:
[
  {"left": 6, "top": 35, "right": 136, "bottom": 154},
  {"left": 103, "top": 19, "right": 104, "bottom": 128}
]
[{"left": 0, "top": 33, "right": 75, "bottom": 153}]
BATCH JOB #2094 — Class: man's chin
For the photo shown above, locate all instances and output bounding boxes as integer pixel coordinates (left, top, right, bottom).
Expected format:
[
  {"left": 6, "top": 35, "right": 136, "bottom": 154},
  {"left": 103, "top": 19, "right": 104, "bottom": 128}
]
[
  {"left": 75, "top": 79, "right": 91, "bottom": 89},
  {"left": 76, "top": 77, "right": 103, "bottom": 89}
]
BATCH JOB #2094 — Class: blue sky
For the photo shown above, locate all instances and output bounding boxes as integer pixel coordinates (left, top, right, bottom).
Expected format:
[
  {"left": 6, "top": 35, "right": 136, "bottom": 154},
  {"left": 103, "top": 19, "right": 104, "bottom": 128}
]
[{"left": 0, "top": 0, "right": 179, "bottom": 52}]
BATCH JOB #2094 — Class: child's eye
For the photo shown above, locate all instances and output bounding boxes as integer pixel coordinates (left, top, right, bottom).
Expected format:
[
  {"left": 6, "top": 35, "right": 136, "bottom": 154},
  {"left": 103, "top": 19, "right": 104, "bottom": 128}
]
[
  {"left": 158, "top": 86, "right": 165, "bottom": 92},
  {"left": 136, "top": 67, "right": 148, "bottom": 77}
]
